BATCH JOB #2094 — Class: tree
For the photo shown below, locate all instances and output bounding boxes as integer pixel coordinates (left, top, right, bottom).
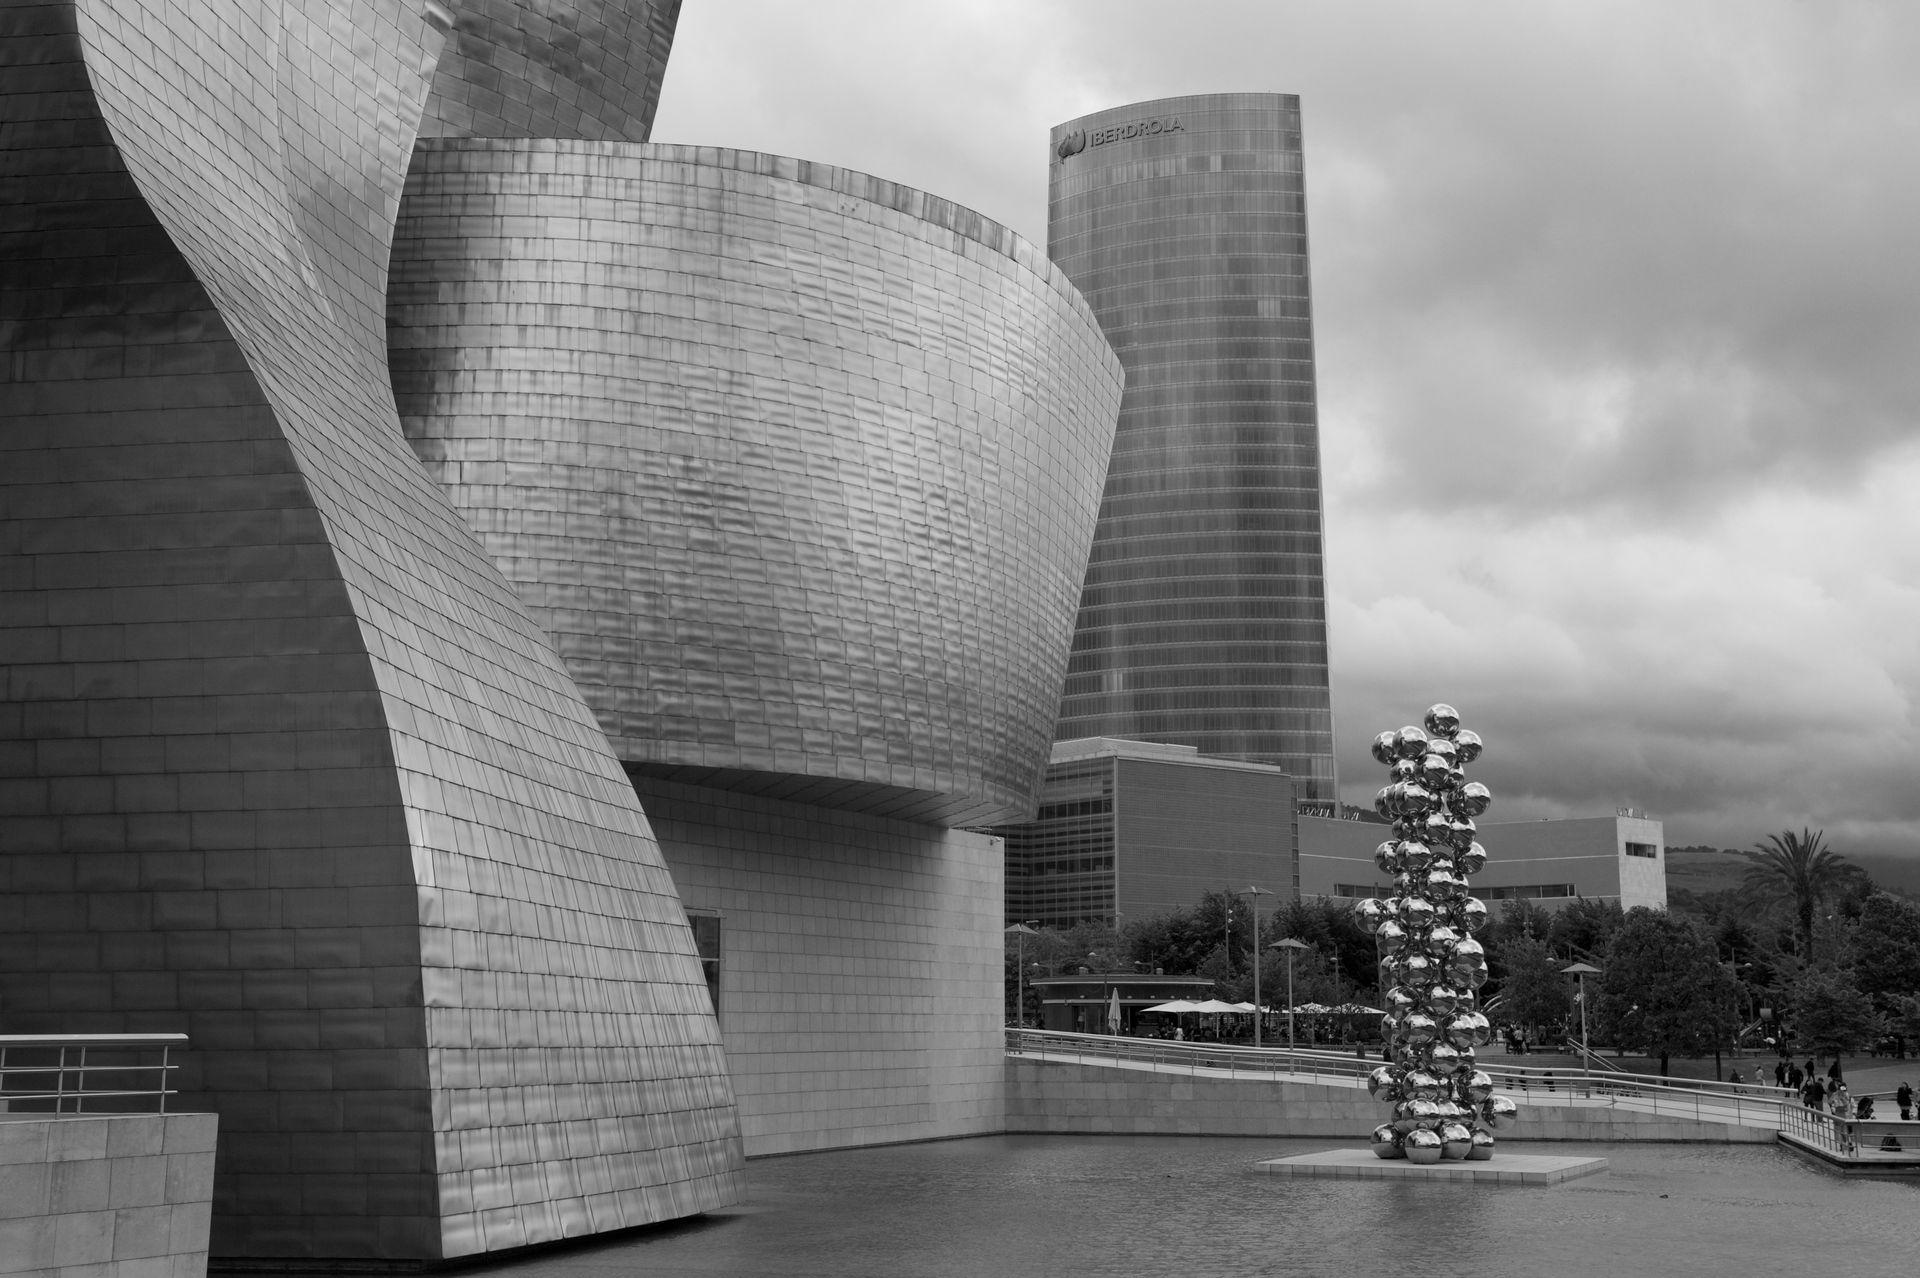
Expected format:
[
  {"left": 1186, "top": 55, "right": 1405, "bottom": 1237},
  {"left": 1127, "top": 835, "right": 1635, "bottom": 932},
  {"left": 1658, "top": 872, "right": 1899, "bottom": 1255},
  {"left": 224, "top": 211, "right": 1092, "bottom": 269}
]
[
  {"left": 1851, "top": 893, "right": 1920, "bottom": 1030},
  {"left": 1493, "top": 934, "right": 1572, "bottom": 1039},
  {"left": 1591, "top": 908, "right": 1741, "bottom": 1075},
  {"left": 1787, "top": 966, "right": 1883, "bottom": 1061},
  {"left": 1743, "top": 828, "right": 1864, "bottom": 961},
  {"left": 1548, "top": 898, "right": 1625, "bottom": 961}
]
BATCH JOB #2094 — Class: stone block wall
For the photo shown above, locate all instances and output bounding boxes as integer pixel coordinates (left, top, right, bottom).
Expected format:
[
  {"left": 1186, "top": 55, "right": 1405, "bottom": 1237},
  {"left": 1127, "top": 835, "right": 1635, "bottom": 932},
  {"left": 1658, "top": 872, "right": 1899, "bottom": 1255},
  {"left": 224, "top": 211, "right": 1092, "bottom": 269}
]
[
  {"left": 637, "top": 778, "right": 1006, "bottom": 1156},
  {"left": 0, "top": 1113, "right": 217, "bottom": 1277}
]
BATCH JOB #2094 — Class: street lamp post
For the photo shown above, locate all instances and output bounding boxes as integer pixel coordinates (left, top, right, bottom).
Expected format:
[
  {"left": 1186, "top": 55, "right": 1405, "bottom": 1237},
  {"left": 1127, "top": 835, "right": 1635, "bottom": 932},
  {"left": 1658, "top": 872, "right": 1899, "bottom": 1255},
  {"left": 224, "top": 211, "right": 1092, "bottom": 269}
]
[
  {"left": 1007, "top": 922, "right": 1040, "bottom": 1028},
  {"left": 1273, "top": 937, "right": 1309, "bottom": 1052},
  {"left": 1240, "top": 886, "right": 1272, "bottom": 1047},
  {"left": 1563, "top": 961, "right": 1601, "bottom": 1082}
]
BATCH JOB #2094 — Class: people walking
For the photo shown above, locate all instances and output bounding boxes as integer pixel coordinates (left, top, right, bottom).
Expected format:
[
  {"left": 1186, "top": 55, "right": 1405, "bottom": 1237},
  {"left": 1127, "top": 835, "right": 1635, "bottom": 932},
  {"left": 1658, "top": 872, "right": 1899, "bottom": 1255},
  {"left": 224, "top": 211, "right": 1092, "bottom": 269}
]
[
  {"left": 1788, "top": 1063, "right": 1804, "bottom": 1094},
  {"left": 1774, "top": 1060, "right": 1787, "bottom": 1090},
  {"left": 1899, "top": 1081, "right": 1914, "bottom": 1121}
]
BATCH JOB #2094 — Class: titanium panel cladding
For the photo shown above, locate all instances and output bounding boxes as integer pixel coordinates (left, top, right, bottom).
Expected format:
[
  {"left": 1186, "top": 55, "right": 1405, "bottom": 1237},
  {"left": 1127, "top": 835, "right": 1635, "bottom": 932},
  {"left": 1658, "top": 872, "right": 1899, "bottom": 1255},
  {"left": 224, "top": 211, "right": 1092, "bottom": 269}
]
[
  {"left": 1, "top": 2, "right": 739, "bottom": 1260},
  {"left": 389, "top": 143, "right": 1124, "bottom": 827},
  {"left": 417, "top": 0, "right": 679, "bottom": 141},
  {"left": 1049, "top": 94, "right": 1337, "bottom": 800}
]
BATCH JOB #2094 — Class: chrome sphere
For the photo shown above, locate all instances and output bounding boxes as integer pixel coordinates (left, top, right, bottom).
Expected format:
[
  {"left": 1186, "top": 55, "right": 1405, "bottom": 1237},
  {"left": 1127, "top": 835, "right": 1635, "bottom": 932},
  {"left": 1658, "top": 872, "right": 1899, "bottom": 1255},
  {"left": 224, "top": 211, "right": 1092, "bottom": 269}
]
[
  {"left": 1455, "top": 843, "right": 1488, "bottom": 876},
  {"left": 1424, "top": 984, "right": 1461, "bottom": 1017},
  {"left": 1426, "top": 868, "right": 1467, "bottom": 902},
  {"left": 1384, "top": 985, "right": 1417, "bottom": 1017},
  {"left": 1423, "top": 925, "right": 1460, "bottom": 959},
  {"left": 1447, "top": 818, "right": 1477, "bottom": 850},
  {"left": 1444, "top": 1013, "right": 1483, "bottom": 1050},
  {"left": 1465, "top": 1069, "right": 1495, "bottom": 1104},
  {"left": 1371, "top": 1124, "right": 1404, "bottom": 1159},
  {"left": 1395, "top": 725, "right": 1430, "bottom": 759},
  {"left": 1399, "top": 897, "right": 1436, "bottom": 930},
  {"left": 1404, "top": 1127, "right": 1444, "bottom": 1164},
  {"left": 1468, "top": 1128, "right": 1496, "bottom": 1160},
  {"left": 1456, "top": 897, "right": 1489, "bottom": 933},
  {"left": 1450, "top": 937, "right": 1486, "bottom": 966},
  {"left": 1374, "top": 840, "right": 1404, "bottom": 876},
  {"left": 1398, "top": 953, "right": 1434, "bottom": 986},
  {"left": 1353, "top": 897, "right": 1388, "bottom": 935},
  {"left": 1374, "top": 919, "right": 1409, "bottom": 954},
  {"left": 1484, "top": 1094, "right": 1519, "bottom": 1130},
  {"left": 1402, "top": 1013, "right": 1440, "bottom": 1047},
  {"left": 1399, "top": 840, "right": 1435, "bottom": 874},
  {"left": 1418, "top": 753, "right": 1453, "bottom": 790},
  {"left": 1401, "top": 783, "right": 1439, "bottom": 817},
  {"left": 1423, "top": 704, "right": 1461, "bottom": 739},
  {"left": 1438, "top": 1121, "right": 1474, "bottom": 1160},
  {"left": 1426, "top": 736, "right": 1459, "bottom": 765},
  {"left": 1455, "top": 780, "right": 1493, "bottom": 817},
  {"left": 1371, "top": 730, "right": 1400, "bottom": 766},
  {"left": 1453, "top": 729, "right": 1483, "bottom": 764},
  {"left": 1367, "top": 1065, "right": 1402, "bottom": 1100},
  {"left": 1373, "top": 786, "right": 1393, "bottom": 818},
  {"left": 1403, "top": 1069, "right": 1443, "bottom": 1099},
  {"left": 1390, "top": 758, "right": 1418, "bottom": 783},
  {"left": 1420, "top": 813, "right": 1455, "bottom": 846},
  {"left": 1427, "top": 1042, "right": 1461, "bottom": 1074}
]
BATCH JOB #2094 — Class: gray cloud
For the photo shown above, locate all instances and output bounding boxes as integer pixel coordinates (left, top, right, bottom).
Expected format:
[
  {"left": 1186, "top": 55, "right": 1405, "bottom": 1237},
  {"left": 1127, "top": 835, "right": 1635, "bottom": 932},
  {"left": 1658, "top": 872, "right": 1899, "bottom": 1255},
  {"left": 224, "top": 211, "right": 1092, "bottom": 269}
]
[{"left": 655, "top": 0, "right": 1920, "bottom": 862}]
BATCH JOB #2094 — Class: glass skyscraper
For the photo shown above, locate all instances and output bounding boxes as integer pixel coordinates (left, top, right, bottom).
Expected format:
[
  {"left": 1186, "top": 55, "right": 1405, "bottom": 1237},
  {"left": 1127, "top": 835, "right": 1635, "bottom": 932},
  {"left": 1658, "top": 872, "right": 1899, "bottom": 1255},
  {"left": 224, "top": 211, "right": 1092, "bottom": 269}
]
[{"left": 1048, "top": 93, "right": 1337, "bottom": 802}]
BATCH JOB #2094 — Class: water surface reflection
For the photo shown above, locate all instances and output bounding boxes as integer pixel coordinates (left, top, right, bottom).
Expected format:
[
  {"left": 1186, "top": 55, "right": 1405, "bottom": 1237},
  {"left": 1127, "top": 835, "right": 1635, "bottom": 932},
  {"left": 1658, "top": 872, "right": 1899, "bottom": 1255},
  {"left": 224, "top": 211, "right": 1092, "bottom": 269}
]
[{"left": 464, "top": 1135, "right": 1919, "bottom": 1278}]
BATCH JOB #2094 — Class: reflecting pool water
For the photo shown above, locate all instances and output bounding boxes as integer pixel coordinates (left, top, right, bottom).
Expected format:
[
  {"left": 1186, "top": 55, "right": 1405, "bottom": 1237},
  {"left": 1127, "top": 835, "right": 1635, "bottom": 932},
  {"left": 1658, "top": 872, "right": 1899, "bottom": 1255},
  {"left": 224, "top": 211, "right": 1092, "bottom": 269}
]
[{"left": 461, "top": 1136, "right": 1915, "bottom": 1278}]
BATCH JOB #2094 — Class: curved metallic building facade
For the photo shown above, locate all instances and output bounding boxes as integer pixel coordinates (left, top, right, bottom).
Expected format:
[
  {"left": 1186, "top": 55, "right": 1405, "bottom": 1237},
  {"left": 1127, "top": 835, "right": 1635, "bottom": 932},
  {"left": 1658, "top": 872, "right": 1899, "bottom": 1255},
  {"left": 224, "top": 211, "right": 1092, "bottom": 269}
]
[
  {"left": 0, "top": 1, "right": 738, "bottom": 1261},
  {"left": 1048, "top": 94, "right": 1338, "bottom": 801},
  {"left": 388, "top": 143, "right": 1125, "bottom": 827},
  {"left": 418, "top": 0, "right": 679, "bottom": 141}
]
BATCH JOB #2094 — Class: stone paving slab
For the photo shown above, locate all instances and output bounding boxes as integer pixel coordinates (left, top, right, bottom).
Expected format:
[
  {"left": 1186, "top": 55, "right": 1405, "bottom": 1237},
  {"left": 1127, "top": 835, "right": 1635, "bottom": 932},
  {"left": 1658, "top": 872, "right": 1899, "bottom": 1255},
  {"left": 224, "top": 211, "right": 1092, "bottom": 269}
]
[{"left": 1254, "top": 1147, "right": 1609, "bottom": 1184}]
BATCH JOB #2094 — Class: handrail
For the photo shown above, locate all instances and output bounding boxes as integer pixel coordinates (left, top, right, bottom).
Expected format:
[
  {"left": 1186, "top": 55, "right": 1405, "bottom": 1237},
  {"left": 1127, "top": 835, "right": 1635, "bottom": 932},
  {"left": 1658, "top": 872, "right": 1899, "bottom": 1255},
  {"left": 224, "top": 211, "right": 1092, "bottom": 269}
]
[
  {"left": 1561, "top": 1039, "right": 1627, "bottom": 1073},
  {"left": 1006, "top": 1029, "right": 1794, "bottom": 1130},
  {"left": 0, "top": 1033, "right": 187, "bottom": 1115}
]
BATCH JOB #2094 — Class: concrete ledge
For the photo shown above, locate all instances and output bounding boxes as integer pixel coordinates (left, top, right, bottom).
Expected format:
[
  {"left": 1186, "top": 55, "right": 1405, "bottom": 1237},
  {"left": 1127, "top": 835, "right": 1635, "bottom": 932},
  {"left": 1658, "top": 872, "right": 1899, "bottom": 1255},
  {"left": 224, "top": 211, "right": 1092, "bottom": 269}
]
[
  {"left": 0, "top": 1113, "right": 217, "bottom": 1277},
  {"left": 1255, "top": 1147, "right": 1609, "bottom": 1184}
]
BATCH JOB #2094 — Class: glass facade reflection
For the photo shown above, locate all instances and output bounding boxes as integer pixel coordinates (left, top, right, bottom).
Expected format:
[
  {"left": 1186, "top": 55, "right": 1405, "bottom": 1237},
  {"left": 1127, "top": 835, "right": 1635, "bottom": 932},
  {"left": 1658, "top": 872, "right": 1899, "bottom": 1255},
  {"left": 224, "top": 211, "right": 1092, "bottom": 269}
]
[{"left": 1049, "top": 94, "right": 1337, "bottom": 801}]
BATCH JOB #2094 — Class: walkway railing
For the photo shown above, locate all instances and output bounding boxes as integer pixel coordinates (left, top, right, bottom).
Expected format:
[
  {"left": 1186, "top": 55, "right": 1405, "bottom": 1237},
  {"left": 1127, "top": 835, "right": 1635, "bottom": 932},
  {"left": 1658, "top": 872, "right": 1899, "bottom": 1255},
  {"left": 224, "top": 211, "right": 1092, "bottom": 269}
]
[
  {"left": 0, "top": 1034, "right": 187, "bottom": 1115},
  {"left": 1778, "top": 1103, "right": 1920, "bottom": 1162},
  {"left": 1007, "top": 1029, "right": 1792, "bottom": 1130}
]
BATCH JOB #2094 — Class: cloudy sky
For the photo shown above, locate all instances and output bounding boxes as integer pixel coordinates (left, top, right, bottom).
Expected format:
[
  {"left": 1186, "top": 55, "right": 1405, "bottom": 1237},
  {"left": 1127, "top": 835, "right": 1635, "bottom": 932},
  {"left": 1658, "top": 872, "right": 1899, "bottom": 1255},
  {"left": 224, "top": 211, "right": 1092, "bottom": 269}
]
[{"left": 651, "top": 1, "right": 1920, "bottom": 865}]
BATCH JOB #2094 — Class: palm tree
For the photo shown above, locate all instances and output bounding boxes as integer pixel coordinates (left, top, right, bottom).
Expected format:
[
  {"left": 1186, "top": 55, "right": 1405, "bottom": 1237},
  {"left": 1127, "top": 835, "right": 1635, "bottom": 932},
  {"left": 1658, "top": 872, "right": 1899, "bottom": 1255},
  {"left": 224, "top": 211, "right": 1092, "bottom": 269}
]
[{"left": 1743, "top": 828, "right": 1861, "bottom": 961}]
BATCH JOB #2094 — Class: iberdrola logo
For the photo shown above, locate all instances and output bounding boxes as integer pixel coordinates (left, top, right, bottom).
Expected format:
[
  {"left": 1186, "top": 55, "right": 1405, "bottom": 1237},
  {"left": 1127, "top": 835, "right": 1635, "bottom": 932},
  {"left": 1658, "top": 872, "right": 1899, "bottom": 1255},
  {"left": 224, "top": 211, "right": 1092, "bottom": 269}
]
[{"left": 1055, "top": 129, "right": 1087, "bottom": 161}]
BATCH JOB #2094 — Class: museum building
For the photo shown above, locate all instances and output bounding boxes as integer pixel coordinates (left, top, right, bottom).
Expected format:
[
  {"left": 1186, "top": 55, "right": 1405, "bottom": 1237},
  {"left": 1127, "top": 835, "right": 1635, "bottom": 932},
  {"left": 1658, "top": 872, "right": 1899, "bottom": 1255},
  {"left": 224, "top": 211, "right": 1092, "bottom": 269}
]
[{"left": 0, "top": 0, "right": 1121, "bottom": 1263}]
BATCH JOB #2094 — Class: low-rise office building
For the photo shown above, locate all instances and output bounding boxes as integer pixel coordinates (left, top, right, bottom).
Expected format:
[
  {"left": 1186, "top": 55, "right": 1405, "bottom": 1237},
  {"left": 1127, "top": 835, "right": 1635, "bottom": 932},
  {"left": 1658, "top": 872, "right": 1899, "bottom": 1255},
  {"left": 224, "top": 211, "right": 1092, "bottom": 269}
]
[
  {"left": 998, "top": 739, "right": 1297, "bottom": 928},
  {"left": 1298, "top": 812, "right": 1666, "bottom": 910}
]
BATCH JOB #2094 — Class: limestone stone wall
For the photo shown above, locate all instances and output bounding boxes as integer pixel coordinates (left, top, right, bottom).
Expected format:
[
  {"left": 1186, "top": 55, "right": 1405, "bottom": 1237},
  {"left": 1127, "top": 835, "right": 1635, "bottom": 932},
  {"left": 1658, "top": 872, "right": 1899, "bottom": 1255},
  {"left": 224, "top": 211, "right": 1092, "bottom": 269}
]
[{"left": 0, "top": 1113, "right": 217, "bottom": 1276}]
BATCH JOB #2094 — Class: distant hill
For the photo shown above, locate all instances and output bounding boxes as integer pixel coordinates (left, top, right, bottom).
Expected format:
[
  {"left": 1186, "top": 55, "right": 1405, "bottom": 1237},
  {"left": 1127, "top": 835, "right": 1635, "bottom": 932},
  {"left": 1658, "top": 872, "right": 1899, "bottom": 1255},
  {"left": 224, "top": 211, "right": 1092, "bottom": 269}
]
[
  {"left": 1664, "top": 843, "right": 1920, "bottom": 900},
  {"left": 1664, "top": 845, "right": 1751, "bottom": 895}
]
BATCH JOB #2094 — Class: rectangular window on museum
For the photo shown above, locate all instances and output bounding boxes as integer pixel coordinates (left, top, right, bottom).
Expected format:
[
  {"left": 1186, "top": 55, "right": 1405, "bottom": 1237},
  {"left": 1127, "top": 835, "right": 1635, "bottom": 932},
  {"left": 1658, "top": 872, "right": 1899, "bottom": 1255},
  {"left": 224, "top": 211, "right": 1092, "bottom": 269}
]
[
  {"left": 1625, "top": 843, "right": 1658, "bottom": 859},
  {"left": 688, "top": 910, "right": 722, "bottom": 1018}
]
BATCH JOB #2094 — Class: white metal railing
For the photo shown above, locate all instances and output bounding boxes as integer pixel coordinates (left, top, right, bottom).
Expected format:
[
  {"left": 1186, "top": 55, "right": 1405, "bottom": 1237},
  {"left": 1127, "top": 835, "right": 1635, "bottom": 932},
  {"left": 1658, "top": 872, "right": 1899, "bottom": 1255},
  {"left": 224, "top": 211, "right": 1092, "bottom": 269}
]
[
  {"left": 1006, "top": 1029, "right": 1793, "bottom": 1129},
  {"left": 0, "top": 1034, "right": 187, "bottom": 1115},
  {"left": 1778, "top": 1103, "right": 1920, "bottom": 1161}
]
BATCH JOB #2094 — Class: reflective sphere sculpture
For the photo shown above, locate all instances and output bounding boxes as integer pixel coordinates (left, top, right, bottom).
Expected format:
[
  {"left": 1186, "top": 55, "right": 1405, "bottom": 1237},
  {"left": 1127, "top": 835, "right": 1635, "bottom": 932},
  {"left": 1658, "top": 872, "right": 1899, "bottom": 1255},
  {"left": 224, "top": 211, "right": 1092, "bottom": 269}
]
[
  {"left": 1362, "top": 704, "right": 1513, "bottom": 1161},
  {"left": 1403, "top": 1128, "right": 1444, "bottom": 1164}
]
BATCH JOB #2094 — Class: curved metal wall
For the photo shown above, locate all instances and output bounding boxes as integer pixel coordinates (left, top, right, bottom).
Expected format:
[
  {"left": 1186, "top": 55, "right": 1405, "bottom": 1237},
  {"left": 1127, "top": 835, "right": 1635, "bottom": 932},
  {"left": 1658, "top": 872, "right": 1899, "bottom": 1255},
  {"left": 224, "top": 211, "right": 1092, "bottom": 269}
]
[
  {"left": 1048, "top": 93, "right": 1338, "bottom": 801},
  {"left": 388, "top": 143, "right": 1124, "bottom": 827},
  {"left": 418, "top": 0, "right": 679, "bottom": 141},
  {"left": 0, "top": 1, "right": 738, "bottom": 1260}
]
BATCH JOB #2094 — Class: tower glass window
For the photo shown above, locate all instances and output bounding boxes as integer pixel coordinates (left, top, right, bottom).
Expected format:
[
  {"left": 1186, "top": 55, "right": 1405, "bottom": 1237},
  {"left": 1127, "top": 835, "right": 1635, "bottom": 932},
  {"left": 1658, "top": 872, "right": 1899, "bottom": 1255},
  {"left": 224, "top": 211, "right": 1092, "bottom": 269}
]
[{"left": 1049, "top": 94, "right": 1336, "bottom": 800}]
